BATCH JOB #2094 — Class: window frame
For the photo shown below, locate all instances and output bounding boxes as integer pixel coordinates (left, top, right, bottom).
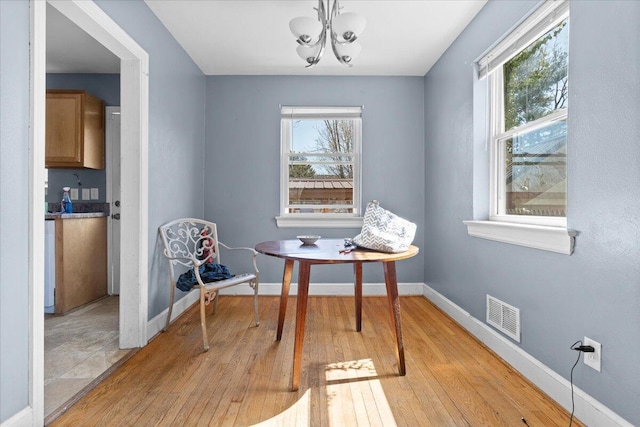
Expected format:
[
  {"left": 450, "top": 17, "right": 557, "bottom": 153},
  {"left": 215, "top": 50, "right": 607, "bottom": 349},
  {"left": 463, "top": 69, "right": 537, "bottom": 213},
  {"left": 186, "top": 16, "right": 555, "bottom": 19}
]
[
  {"left": 487, "top": 4, "right": 569, "bottom": 228},
  {"left": 276, "top": 106, "right": 363, "bottom": 229},
  {"left": 465, "top": 0, "right": 575, "bottom": 254}
]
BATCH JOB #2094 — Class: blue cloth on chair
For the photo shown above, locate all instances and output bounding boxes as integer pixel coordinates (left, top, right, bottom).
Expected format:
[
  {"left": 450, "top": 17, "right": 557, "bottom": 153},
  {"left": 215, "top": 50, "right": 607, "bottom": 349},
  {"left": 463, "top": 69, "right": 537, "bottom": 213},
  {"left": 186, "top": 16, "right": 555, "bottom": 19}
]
[{"left": 176, "top": 263, "right": 233, "bottom": 292}]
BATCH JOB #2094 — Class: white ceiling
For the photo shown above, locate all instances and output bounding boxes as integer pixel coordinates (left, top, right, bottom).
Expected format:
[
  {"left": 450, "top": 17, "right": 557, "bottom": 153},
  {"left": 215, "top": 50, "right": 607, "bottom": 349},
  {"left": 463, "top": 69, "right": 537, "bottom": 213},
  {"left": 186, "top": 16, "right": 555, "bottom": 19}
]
[
  {"left": 47, "top": 0, "right": 487, "bottom": 76},
  {"left": 46, "top": 4, "right": 120, "bottom": 74}
]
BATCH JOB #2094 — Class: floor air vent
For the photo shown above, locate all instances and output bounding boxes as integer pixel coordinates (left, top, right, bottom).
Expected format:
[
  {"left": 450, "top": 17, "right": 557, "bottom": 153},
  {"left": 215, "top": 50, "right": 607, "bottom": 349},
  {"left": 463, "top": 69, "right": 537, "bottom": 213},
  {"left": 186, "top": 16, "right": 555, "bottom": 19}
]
[{"left": 486, "top": 295, "right": 520, "bottom": 342}]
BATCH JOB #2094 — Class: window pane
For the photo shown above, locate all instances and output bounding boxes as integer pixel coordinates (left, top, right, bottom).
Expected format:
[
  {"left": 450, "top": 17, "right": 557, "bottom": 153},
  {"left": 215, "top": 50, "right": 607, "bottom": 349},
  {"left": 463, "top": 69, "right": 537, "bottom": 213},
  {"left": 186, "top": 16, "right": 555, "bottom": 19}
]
[
  {"left": 504, "top": 19, "right": 569, "bottom": 130},
  {"left": 288, "top": 118, "right": 355, "bottom": 213},
  {"left": 503, "top": 119, "right": 566, "bottom": 217},
  {"left": 291, "top": 119, "right": 354, "bottom": 154},
  {"left": 288, "top": 177, "right": 354, "bottom": 213},
  {"left": 289, "top": 156, "right": 353, "bottom": 179}
]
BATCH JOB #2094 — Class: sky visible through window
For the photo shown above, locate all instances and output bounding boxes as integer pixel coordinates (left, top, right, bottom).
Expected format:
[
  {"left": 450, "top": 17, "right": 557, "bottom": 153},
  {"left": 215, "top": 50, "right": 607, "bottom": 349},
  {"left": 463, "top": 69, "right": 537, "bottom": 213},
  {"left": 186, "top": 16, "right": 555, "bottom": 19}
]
[
  {"left": 292, "top": 120, "right": 326, "bottom": 175},
  {"left": 291, "top": 120, "right": 323, "bottom": 152}
]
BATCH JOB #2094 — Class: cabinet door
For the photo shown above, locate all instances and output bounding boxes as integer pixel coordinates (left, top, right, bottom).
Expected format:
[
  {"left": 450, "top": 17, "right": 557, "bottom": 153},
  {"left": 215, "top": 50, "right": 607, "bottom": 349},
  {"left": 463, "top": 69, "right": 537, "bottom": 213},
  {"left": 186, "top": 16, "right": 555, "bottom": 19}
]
[
  {"left": 81, "top": 93, "right": 105, "bottom": 169},
  {"left": 45, "top": 91, "right": 105, "bottom": 169},
  {"left": 54, "top": 217, "right": 108, "bottom": 314},
  {"left": 46, "top": 93, "right": 83, "bottom": 167}
]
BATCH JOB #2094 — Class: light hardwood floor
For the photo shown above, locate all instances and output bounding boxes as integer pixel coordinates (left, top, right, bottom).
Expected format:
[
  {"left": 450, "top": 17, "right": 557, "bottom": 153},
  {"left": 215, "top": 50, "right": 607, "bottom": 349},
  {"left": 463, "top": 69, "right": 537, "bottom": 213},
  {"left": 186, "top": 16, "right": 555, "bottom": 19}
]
[{"left": 51, "top": 296, "right": 584, "bottom": 426}]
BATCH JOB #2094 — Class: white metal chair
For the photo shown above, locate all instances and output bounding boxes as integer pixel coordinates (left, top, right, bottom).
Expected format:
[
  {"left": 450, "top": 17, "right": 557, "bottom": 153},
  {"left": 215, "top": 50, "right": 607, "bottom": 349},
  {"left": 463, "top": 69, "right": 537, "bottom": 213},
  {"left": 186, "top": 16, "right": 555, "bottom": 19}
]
[{"left": 159, "top": 218, "right": 259, "bottom": 351}]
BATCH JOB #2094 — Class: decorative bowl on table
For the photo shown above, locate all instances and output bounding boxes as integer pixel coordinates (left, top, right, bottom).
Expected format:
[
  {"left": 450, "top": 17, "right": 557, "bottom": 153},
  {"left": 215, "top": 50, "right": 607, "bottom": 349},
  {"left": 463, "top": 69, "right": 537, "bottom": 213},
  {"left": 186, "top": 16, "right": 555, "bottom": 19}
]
[{"left": 297, "top": 235, "right": 320, "bottom": 245}]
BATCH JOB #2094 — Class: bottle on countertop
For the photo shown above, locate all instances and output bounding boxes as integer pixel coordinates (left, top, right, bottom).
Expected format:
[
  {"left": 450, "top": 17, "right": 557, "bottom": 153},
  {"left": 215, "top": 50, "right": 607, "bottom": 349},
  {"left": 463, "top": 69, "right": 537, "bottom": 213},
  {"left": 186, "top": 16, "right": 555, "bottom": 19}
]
[{"left": 61, "top": 187, "right": 73, "bottom": 213}]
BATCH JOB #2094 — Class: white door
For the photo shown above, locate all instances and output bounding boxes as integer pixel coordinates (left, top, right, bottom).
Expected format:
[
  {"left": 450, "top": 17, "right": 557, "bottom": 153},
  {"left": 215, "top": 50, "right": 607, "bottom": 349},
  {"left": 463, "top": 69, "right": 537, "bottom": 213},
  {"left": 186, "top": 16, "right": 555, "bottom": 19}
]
[{"left": 106, "top": 106, "right": 121, "bottom": 295}]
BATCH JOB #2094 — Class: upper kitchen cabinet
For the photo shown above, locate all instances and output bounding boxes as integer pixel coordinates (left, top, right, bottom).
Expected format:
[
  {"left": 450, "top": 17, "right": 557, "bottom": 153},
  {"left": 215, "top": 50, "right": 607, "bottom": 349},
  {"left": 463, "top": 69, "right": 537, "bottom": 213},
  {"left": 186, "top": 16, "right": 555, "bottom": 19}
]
[{"left": 46, "top": 90, "right": 105, "bottom": 169}]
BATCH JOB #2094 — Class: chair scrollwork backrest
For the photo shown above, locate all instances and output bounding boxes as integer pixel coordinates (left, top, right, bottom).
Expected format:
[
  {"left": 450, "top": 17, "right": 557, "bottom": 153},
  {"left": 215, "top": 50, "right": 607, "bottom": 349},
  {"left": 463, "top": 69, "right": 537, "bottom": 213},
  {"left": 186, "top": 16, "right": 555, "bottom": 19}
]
[{"left": 159, "top": 219, "right": 221, "bottom": 269}]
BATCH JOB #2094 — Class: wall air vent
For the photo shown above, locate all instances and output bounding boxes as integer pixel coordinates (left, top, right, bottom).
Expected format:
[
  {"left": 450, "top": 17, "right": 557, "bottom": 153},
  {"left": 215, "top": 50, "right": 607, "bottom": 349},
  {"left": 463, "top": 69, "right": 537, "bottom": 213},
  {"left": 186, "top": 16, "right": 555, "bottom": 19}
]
[{"left": 486, "top": 295, "right": 521, "bottom": 342}]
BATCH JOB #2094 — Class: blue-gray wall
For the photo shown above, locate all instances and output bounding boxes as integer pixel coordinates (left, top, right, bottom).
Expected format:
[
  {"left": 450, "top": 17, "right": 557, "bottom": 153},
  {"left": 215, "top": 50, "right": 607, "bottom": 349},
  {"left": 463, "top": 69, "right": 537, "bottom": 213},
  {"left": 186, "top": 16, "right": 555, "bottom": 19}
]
[
  {"left": 47, "top": 73, "right": 120, "bottom": 106},
  {"left": 0, "top": 0, "right": 31, "bottom": 421},
  {"left": 423, "top": 0, "right": 640, "bottom": 424},
  {"left": 0, "top": 0, "right": 206, "bottom": 422},
  {"left": 46, "top": 73, "right": 120, "bottom": 204},
  {"left": 204, "top": 76, "right": 425, "bottom": 284}
]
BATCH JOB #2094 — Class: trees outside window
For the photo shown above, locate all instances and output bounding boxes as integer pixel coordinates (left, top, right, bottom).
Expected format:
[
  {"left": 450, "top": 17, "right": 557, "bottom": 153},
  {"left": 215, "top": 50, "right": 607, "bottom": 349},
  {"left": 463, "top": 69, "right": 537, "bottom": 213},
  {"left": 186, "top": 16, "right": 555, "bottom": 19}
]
[{"left": 503, "top": 20, "right": 568, "bottom": 130}]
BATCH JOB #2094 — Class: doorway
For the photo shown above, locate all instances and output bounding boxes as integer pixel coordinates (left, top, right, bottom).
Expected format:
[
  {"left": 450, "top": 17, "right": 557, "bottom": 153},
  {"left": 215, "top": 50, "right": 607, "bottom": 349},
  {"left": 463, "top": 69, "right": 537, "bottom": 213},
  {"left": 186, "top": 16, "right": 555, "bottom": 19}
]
[
  {"left": 44, "top": 0, "right": 150, "bottom": 348},
  {"left": 29, "top": 1, "right": 150, "bottom": 424}
]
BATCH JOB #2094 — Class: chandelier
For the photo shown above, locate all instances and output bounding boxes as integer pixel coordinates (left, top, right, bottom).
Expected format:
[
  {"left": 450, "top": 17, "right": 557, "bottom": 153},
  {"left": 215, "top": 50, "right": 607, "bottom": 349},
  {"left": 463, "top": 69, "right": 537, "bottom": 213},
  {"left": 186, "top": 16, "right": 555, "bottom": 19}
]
[{"left": 289, "top": 0, "right": 366, "bottom": 68}]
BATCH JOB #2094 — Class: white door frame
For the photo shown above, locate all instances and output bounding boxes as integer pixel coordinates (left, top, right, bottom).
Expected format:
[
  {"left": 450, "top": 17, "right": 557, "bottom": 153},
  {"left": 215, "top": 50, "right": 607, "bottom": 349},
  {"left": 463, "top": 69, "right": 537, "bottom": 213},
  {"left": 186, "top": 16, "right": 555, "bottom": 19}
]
[{"left": 26, "top": 1, "right": 149, "bottom": 425}]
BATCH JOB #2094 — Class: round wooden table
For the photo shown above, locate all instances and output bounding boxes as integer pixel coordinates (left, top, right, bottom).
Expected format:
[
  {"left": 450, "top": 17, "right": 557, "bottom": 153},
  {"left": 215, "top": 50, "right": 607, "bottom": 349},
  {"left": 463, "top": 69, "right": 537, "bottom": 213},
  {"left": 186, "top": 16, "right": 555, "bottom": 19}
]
[{"left": 255, "top": 238, "right": 419, "bottom": 391}]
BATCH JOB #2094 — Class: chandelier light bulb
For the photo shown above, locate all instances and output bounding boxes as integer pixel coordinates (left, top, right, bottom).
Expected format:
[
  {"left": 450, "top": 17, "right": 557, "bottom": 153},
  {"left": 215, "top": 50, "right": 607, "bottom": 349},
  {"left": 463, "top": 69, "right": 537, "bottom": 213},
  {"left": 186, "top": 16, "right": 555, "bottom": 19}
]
[
  {"left": 334, "top": 41, "right": 362, "bottom": 64},
  {"left": 289, "top": 17, "right": 322, "bottom": 45},
  {"left": 331, "top": 12, "right": 366, "bottom": 42},
  {"left": 296, "top": 43, "right": 323, "bottom": 64}
]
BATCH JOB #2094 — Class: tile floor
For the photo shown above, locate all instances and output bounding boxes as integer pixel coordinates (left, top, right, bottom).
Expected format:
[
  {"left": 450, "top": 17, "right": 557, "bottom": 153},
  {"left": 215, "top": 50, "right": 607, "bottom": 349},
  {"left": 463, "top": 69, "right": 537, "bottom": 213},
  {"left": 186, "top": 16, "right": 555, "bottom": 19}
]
[{"left": 44, "top": 296, "right": 130, "bottom": 419}]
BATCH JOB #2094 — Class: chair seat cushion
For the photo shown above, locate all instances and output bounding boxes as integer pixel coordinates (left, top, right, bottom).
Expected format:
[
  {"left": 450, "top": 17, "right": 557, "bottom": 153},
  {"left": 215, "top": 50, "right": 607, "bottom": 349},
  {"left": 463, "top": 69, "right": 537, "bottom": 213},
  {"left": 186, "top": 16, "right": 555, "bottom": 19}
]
[{"left": 176, "top": 263, "right": 233, "bottom": 291}]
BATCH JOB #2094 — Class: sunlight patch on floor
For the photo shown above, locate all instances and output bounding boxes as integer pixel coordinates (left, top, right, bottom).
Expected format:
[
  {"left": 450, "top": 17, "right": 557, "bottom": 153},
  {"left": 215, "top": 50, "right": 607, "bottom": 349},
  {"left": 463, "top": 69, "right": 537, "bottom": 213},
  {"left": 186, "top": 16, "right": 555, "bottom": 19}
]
[
  {"left": 250, "top": 358, "right": 396, "bottom": 427},
  {"left": 325, "top": 358, "right": 397, "bottom": 427},
  {"left": 251, "top": 389, "right": 310, "bottom": 427}
]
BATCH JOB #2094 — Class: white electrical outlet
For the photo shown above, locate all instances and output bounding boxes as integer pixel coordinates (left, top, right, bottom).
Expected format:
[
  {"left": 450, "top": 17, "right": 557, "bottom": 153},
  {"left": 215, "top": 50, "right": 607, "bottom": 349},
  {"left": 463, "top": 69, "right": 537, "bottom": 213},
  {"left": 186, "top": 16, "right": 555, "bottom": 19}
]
[
  {"left": 583, "top": 336, "right": 602, "bottom": 372},
  {"left": 82, "top": 188, "right": 91, "bottom": 200},
  {"left": 91, "top": 188, "right": 99, "bottom": 200},
  {"left": 70, "top": 188, "right": 79, "bottom": 200}
]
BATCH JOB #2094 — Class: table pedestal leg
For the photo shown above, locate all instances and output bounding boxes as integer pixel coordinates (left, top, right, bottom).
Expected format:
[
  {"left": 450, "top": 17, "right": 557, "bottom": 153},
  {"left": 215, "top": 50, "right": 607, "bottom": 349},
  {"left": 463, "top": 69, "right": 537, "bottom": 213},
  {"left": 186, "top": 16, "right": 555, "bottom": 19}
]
[
  {"left": 354, "top": 262, "right": 363, "bottom": 332},
  {"left": 383, "top": 261, "right": 406, "bottom": 376},
  {"left": 276, "top": 259, "right": 294, "bottom": 341},
  {"left": 291, "top": 261, "right": 310, "bottom": 391}
]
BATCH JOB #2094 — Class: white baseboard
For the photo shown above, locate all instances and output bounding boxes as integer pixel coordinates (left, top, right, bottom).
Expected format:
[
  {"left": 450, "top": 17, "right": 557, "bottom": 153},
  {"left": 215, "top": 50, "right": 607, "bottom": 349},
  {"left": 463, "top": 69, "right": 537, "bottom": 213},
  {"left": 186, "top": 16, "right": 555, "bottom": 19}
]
[
  {"left": 218, "top": 282, "right": 425, "bottom": 296},
  {"left": 0, "top": 407, "right": 32, "bottom": 427},
  {"left": 146, "top": 282, "right": 423, "bottom": 341},
  {"left": 422, "top": 283, "right": 632, "bottom": 427},
  {"left": 146, "top": 291, "right": 200, "bottom": 341}
]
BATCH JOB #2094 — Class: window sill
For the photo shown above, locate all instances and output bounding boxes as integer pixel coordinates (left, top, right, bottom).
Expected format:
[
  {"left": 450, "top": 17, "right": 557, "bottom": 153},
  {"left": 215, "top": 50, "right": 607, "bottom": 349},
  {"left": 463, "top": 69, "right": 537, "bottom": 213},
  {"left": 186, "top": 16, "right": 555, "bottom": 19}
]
[
  {"left": 463, "top": 220, "right": 576, "bottom": 254},
  {"left": 276, "top": 215, "right": 363, "bottom": 229}
]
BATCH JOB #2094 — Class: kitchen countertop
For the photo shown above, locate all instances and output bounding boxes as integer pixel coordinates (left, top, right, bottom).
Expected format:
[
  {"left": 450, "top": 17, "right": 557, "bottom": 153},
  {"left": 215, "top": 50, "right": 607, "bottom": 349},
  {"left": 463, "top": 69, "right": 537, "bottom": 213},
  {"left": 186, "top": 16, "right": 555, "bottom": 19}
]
[{"left": 45, "top": 212, "right": 109, "bottom": 220}]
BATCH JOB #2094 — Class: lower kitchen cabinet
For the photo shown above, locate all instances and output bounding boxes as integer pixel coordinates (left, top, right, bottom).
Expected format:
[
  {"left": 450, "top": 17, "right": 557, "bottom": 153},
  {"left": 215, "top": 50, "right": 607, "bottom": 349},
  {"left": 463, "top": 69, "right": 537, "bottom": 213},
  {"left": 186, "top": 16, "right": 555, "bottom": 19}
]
[{"left": 54, "top": 216, "right": 108, "bottom": 314}]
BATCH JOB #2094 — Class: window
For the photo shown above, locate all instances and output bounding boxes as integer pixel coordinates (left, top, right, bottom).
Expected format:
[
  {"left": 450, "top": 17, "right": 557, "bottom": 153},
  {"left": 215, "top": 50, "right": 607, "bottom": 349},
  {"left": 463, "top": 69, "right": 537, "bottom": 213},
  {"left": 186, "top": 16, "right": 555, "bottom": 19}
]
[
  {"left": 485, "top": 2, "right": 569, "bottom": 227},
  {"left": 276, "top": 106, "right": 362, "bottom": 228},
  {"left": 465, "top": 0, "right": 575, "bottom": 254}
]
